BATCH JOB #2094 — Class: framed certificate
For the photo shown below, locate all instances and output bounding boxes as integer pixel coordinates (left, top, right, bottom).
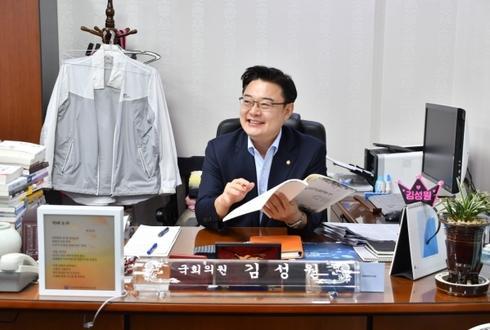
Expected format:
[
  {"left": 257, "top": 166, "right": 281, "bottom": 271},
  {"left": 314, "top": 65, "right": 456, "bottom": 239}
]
[{"left": 37, "top": 205, "right": 124, "bottom": 296}]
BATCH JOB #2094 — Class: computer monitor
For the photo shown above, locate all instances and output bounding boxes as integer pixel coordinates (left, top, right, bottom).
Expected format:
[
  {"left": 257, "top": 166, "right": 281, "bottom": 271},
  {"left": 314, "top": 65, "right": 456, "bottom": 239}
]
[{"left": 422, "top": 103, "right": 468, "bottom": 194}]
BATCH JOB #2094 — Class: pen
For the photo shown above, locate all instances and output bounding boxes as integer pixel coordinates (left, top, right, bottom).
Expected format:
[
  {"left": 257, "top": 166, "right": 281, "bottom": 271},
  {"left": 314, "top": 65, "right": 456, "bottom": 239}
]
[
  {"left": 158, "top": 227, "right": 169, "bottom": 237},
  {"left": 147, "top": 242, "right": 158, "bottom": 255}
]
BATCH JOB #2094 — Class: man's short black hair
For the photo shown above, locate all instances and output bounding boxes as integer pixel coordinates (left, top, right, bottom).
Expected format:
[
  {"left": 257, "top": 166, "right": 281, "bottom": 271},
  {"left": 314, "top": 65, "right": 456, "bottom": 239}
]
[{"left": 241, "top": 65, "right": 297, "bottom": 104}]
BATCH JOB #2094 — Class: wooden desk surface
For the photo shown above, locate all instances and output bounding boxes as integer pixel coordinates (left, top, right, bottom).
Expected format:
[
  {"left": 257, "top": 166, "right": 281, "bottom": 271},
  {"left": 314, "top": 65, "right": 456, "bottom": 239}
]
[
  {"left": 0, "top": 227, "right": 488, "bottom": 316},
  {"left": 331, "top": 195, "right": 387, "bottom": 223}
]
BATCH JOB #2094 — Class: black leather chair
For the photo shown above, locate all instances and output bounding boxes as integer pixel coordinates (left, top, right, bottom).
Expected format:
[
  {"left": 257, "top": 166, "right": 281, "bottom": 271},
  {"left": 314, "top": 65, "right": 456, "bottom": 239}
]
[
  {"left": 159, "top": 114, "right": 326, "bottom": 225},
  {"left": 216, "top": 113, "right": 326, "bottom": 145},
  {"left": 216, "top": 113, "right": 328, "bottom": 223}
]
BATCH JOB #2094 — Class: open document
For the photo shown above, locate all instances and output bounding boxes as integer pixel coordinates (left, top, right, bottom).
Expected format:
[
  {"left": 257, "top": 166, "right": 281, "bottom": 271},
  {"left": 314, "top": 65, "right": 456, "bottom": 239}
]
[
  {"left": 124, "top": 225, "right": 181, "bottom": 257},
  {"left": 223, "top": 174, "right": 355, "bottom": 222}
]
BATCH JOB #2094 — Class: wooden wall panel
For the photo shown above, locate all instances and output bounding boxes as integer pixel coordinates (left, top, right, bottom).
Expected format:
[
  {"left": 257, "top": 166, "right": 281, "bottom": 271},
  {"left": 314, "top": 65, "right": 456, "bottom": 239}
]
[{"left": 0, "top": 0, "right": 42, "bottom": 143}]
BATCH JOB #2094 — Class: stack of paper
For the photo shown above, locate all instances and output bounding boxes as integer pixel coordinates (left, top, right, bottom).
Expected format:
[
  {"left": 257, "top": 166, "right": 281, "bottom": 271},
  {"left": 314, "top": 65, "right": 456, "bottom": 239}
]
[
  {"left": 353, "top": 244, "right": 394, "bottom": 263},
  {"left": 322, "top": 222, "right": 399, "bottom": 241},
  {"left": 0, "top": 141, "right": 48, "bottom": 228},
  {"left": 321, "top": 222, "right": 399, "bottom": 262},
  {"left": 0, "top": 164, "right": 23, "bottom": 185},
  {"left": 0, "top": 140, "right": 46, "bottom": 167}
]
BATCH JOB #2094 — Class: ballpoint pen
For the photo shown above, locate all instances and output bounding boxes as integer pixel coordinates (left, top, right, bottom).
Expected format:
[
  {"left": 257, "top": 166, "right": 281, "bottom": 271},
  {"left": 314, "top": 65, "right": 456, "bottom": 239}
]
[
  {"left": 147, "top": 242, "right": 158, "bottom": 255},
  {"left": 158, "top": 227, "right": 169, "bottom": 237}
]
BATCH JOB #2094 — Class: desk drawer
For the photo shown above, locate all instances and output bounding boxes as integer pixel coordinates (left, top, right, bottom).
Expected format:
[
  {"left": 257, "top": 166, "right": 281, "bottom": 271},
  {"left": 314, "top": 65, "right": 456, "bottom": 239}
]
[
  {"left": 373, "top": 313, "right": 490, "bottom": 330},
  {"left": 131, "top": 314, "right": 367, "bottom": 330}
]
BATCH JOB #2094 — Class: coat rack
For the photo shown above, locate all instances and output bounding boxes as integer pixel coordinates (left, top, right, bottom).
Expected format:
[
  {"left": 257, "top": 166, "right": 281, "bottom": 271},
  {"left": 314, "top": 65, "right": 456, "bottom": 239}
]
[{"left": 80, "top": 0, "right": 137, "bottom": 45}]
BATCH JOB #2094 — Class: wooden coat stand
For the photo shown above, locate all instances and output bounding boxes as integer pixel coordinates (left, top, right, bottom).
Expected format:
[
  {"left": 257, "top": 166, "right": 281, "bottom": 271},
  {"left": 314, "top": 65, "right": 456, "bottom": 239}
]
[{"left": 80, "top": 0, "right": 137, "bottom": 45}]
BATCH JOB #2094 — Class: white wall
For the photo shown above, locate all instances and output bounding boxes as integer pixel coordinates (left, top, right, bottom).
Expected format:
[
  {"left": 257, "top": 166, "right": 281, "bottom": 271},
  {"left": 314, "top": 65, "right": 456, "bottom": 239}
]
[
  {"left": 377, "top": 0, "right": 490, "bottom": 191},
  {"left": 57, "top": 0, "right": 490, "bottom": 191}
]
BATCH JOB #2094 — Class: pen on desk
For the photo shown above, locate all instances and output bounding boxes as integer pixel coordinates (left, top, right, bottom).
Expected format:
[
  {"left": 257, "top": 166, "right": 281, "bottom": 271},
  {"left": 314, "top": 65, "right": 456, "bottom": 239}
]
[
  {"left": 147, "top": 242, "right": 158, "bottom": 255},
  {"left": 158, "top": 227, "right": 169, "bottom": 237}
]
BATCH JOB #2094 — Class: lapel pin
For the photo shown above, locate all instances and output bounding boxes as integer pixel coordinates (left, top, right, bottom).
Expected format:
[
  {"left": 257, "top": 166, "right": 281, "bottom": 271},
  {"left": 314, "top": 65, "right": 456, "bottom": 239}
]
[{"left": 286, "top": 160, "right": 291, "bottom": 165}]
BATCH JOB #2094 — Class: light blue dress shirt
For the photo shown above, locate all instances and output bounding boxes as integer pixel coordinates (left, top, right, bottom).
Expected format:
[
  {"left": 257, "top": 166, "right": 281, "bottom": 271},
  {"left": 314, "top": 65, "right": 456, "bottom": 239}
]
[{"left": 247, "top": 130, "right": 282, "bottom": 223}]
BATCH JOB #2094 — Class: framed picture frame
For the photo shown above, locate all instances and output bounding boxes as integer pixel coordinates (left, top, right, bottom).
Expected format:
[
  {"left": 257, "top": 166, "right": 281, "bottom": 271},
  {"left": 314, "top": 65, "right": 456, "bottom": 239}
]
[{"left": 37, "top": 205, "right": 124, "bottom": 296}]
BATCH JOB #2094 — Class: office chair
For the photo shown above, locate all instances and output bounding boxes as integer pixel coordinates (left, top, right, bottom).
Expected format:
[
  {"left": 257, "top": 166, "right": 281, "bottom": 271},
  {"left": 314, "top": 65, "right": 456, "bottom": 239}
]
[
  {"left": 216, "top": 113, "right": 328, "bottom": 224},
  {"left": 216, "top": 113, "right": 326, "bottom": 145},
  {"left": 158, "top": 114, "right": 326, "bottom": 226}
]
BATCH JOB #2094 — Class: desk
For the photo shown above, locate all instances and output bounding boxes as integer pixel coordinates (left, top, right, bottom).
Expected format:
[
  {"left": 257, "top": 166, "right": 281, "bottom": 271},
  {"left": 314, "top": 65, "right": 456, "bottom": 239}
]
[{"left": 0, "top": 227, "right": 489, "bottom": 330}]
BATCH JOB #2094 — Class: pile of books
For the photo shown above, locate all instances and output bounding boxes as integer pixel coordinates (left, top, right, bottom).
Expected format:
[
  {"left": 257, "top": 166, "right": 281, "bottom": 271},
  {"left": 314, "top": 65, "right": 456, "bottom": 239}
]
[
  {"left": 0, "top": 140, "right": 48, "bottom": 228},
  {"left": 321, "top": 222, "right": 398, "bottom": 262}
]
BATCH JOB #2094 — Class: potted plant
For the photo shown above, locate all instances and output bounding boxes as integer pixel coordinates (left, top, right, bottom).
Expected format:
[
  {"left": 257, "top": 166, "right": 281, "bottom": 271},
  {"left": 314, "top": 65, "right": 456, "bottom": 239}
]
[{"left": 436, "top": 182, "right": 490, "bottom": 296}]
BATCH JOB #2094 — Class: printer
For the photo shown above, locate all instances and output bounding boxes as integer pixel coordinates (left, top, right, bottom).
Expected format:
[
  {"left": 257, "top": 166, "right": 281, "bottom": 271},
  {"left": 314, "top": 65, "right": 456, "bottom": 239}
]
[{"left": 364, "top": 144, "right": 423, "bottom": 193}]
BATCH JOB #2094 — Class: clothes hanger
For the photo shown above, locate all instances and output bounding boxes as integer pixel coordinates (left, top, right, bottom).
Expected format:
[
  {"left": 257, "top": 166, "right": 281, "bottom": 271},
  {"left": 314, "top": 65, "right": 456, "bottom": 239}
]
[
  {"left": 123, "top": 49, "right": 161, "bottom": 64},
  {"left": 74, "top": 46, "right": 162, "bottom": 64}
]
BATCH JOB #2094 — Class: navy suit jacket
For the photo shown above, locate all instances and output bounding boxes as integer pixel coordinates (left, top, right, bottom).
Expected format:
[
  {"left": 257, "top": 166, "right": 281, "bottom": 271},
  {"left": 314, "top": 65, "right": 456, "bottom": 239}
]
[{"left": 196, "top": 126, "right": 327, "bottom": 235}]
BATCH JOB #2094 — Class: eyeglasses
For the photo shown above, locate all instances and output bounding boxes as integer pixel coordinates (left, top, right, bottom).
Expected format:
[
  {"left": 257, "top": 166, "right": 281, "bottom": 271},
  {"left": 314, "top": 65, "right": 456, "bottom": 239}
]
[{"left": 238, "top": 96, "right": 287, "bottom": 112}]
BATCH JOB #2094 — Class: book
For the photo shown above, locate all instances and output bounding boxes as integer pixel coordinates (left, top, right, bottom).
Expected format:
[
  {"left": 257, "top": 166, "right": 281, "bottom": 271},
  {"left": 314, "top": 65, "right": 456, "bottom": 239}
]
[
  {"left": 249, "top": 235, "right": 304, "bottom": 259},
  {"left": 0, "top": 164, "right": 23, "bottom": 184},
  {"left": 303, "top": 242, "right": 361, "bottom": 261},
  {"left": 223, "top": 174, "right": 355, "bottom": 221},
  {"left": 0, "top": 202, "right": 26, "bottom": 215},
  {"left": 26, "top": 167, "right": 48, "bottom": 183},
  {"left": 21, "top": 205, "right": 40, "bottom": 260},
  {"left": 22, "top": 161, "right": 49, "bottom": 175},
  {"left": 0, "top": 140, "right": 46, "bottom": 167},
  {"left": 0, "top": 176, "right": 29, "bottom": 197},
  {"left": 0, "top": 207, "right": 26, "bottom": 223},
  {"left": 0, "top": 190, "right": 28, "bottom": 205},
  {"left": 25, "top": 189, "right": 45, "bottom": 205}
]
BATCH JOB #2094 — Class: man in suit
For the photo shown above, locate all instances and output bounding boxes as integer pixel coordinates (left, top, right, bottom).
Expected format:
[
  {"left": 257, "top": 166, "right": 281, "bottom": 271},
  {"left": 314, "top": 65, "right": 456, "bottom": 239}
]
[{"left": 196, "top": 66, "right": 326, "bottom": 234}]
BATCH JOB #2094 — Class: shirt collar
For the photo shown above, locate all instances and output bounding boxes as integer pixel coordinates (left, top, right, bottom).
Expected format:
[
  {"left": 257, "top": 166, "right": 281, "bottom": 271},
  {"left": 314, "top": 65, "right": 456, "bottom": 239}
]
[
  {"left": 247, "top": 129, "right": 282, "bottom": 157},
  {"left": 90, "top": 44, "right": 127, "bottom": 90}
]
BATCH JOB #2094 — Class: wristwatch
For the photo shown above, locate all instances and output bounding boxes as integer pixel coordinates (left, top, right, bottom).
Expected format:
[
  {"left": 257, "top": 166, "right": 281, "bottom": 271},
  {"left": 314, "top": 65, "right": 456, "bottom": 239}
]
[{"left": 287, "top": 211, "right": 307, "bottom": 229}]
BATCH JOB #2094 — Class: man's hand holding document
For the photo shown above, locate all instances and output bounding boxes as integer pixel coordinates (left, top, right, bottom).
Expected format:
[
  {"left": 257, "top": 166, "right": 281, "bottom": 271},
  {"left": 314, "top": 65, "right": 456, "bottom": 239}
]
[{"left": 223, "top": 174, "right": 355, "bottom": 221}]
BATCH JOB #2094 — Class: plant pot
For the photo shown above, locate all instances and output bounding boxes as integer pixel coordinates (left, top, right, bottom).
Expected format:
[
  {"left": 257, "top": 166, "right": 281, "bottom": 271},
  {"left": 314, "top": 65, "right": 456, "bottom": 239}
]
[{"left": 439, "top": 215, "right": 489, "bottom": 285}]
